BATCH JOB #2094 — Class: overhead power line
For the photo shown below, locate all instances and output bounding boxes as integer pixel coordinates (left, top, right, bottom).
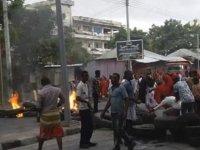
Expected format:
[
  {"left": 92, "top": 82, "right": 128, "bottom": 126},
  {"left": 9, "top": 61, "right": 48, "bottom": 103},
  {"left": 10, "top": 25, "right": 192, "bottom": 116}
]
[
  {"left": 93, "top": 0, "right": 183, "bottom": 21},
  {"left": 91, "top": 2, "right": 126, "bottom": 18},
  {"left": 128, "top": 0, "right": 182, "bottom": 19}
]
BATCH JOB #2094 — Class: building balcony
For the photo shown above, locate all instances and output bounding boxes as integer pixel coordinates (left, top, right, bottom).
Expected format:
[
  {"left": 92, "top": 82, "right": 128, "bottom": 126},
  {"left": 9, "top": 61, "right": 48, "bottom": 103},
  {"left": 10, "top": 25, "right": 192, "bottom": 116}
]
[
  {"left": 61, "top": 0, "right": 74, "bottom": 6},
  {"left": 73, "top": 33, "right": 111, "bottom": 41}
]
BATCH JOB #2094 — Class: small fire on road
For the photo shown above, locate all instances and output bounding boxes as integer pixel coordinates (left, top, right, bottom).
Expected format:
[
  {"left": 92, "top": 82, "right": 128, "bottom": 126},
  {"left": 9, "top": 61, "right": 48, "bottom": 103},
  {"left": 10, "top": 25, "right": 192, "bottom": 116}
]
[
  {"left": 8, "top": 91, "right": 23, "bottom": 118},
  {"left": 69, "top": 90, "right": 78, "bottom": 112}
]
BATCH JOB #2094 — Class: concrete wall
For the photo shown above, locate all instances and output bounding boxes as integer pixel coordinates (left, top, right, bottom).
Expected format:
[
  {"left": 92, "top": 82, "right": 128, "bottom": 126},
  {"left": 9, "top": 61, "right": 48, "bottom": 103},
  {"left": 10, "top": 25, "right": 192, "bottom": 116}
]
[{"left": 85, "top": 59, "right": 126, "bottom": 79}]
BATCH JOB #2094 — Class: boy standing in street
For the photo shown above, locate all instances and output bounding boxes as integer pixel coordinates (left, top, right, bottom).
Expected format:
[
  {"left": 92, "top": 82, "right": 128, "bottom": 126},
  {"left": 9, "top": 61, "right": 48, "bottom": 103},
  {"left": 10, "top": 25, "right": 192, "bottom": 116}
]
[{"left": 101, "top": 73, "right": 136, "bottom": 150}]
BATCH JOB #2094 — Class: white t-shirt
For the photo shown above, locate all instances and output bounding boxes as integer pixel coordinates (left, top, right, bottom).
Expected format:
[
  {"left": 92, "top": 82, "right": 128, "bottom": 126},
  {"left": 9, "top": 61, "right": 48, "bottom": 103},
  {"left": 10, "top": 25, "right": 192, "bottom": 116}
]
[{"left": 76, "top": 81, "right": 90, "bottom": 110}]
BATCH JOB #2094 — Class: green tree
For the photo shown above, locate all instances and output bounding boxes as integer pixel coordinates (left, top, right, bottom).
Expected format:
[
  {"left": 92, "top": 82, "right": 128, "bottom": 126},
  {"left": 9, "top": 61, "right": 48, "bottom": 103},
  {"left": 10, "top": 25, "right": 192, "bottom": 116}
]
[
  {"left": 149, "top": 19, "right": 186, "bottom": 54},
  {"left": 9, "top": 6, "right": 55, "bottom": 88},
  {"left": 148, "top": 24, "right": 162, "bottom": 52},
  {"left": 183, "top": 19, "right": 200, "bottom": 51},
  {"left": 106, "top": 28, "right": 127, "bottom": 49},
  {"left": 35, "top": 30, "right": 92, "bottom": 65},
  {"left": 148, "top": 19, "right": 200, "bottom": 55},
  {"left": 0, "top": 0, "right": 3, "bottom": 26},
  {"left": 106, "top": 27, "right": 148, "bottom": 49},
  {"left": 131, "top": 27, "right": 148, "bottom": 50}
]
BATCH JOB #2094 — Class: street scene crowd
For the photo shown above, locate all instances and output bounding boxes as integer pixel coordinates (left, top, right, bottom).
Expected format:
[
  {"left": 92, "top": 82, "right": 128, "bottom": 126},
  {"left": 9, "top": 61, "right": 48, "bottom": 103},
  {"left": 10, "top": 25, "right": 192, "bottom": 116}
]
[
  {"left": 3, "top": 63, "right": 200, "bottom": 150},
  {"left": 27, "top": 67, "right": 200, "bottom": 150}
]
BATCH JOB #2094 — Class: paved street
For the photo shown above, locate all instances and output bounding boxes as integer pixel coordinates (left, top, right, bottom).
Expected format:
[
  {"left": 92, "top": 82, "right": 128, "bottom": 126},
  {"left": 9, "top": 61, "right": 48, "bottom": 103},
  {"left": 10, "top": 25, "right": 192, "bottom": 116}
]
[
  {"left": 0, "top": 117, "right": 39, "bottom": 143},
  {"left": 0, "top": 100, "right": 107, "bottom": 142},
  {"left": 1, "top": 100, "right": 200, "bottom": 150},
  {"left": 10, "top": 128, "right": 199, "bottom": 150}
]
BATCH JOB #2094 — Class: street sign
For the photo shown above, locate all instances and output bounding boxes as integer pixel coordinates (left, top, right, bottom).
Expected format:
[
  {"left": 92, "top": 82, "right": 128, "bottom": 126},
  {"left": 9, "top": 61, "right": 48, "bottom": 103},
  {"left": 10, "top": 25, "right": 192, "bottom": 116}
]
[{"left": 116, "top": 39, "right": 143, "bottom": 61}]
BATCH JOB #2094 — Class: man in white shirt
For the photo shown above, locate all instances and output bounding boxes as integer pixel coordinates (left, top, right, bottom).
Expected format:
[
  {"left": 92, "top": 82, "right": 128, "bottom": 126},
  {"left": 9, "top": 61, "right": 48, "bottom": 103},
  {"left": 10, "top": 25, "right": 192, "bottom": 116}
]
[{"left": 76, "top": 71, "right": 97, "bottom": 149}]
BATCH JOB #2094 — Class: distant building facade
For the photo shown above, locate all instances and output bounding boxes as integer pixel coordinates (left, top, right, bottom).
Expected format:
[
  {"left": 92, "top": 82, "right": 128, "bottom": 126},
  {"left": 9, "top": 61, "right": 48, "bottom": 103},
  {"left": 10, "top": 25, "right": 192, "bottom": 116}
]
[
  {"left": 72, "top": 16, "right": 123, "bottom": 56},
  {"left": 26, "top": 0, "right": 74, "bottom": 27},
  {"left": 26, "top": 0, "right": 124, "bottom": 56}
]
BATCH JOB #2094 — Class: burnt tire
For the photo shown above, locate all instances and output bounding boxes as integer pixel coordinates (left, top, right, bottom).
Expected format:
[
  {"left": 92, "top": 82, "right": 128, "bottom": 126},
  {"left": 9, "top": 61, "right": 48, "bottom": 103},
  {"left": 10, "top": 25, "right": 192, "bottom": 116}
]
[
  {"left": 93, "top": 112, "right": 112, "bottom": 129},
  {"left": 131, "top": 124, "right": 166, "bottom": 138},
  {"left": 188, "top": 136, "right": 200, "bottom": 147},
  {"left": 183, "top": 126, "right": 200, "bottom": 137},
  {"left": 154, "top": 116, "right": 177, "bottom": 130}
]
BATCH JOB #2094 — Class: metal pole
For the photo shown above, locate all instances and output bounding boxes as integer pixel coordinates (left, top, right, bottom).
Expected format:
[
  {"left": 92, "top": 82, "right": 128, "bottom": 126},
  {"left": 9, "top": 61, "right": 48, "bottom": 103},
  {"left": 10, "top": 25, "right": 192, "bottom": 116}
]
[
  {"left": 0, "top": 25, "right": 3, "bottom": 105},
  {"left": 126, "top": 0, "right": 132, "bottom": 71},
  {"left": 126, "top": 0, "right": 130, "bottom": 41},
  {"left": 197, "top": 34, "right": 199, "bottom": 71},
  {"left": 55, "top": 0, "right": 71, "bottom": 122},
  {"left": 3, "top": 0, "right": 12, "bottom": 103}
]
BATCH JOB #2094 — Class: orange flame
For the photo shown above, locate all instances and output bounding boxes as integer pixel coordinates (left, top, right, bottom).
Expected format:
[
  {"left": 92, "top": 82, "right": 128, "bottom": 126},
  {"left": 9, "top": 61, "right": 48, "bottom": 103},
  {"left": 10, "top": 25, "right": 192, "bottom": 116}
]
[
  {"left": 8, "top": 91, "right": 23, "bottom": 118},
  {"left": 69, "top": 90, "right": 78, "bottom": 112}
]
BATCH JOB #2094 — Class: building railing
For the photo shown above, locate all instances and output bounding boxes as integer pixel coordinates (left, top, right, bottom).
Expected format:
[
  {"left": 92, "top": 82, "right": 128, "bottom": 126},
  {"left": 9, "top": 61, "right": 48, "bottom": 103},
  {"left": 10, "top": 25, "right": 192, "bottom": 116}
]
[{"left": 73, "top": 33, "right": 111, "bottom": 41}]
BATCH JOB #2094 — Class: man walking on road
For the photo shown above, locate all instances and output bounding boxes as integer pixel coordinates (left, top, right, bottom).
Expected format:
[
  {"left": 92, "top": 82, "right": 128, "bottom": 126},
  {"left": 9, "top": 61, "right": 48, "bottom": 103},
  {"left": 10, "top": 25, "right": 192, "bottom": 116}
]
[
  {"left": 36, "top": 76, "right": 65, "bottom": 150},
  {"left": 101, "top": 73, "right": 136, "bottom": 150},
  {"left": 121, "top": 70, "right": 137, "bottom": 132},
  {"left": 76, "top": 70, "right": 97, "bottom": 149}
]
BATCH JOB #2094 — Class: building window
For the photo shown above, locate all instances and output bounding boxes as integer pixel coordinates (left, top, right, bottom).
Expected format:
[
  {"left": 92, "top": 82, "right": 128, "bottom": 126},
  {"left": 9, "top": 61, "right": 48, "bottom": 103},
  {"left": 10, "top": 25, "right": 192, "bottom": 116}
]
[
  {"left": 62, "top": 13, "right": 66, "bottom": 19},
  {"left": 103, "top": 28, "right": 111, "bottom": 34},
  {"left": 104, "top": 43, "right": 108, "bottom": 49},
  {"left": 95, "top": 42, "right": 99, "bottom": 48},
  {"left": 94, "top": 26, "right": 102, "bottom": 34},
  {"left": 95, "top": 42, "right": 102, "bottom": 48},
  {"left": 88, "top": 43, "right": 91, "bottom": 48},
  {"left": 83, "top": 25, "right": 92, "bottom": 32}
]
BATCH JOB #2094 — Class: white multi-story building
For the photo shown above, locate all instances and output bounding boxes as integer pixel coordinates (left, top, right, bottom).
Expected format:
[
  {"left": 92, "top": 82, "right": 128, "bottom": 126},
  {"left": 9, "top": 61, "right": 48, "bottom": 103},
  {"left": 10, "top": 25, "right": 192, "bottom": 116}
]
[
  {"left": 26, "top": 0, "right": 123, "bottom": 56},
  {"left": 26, "top": 0, "right": 74, "bottom": 27},
  {"left": 73, "top": 16, "right": 123, "bottom": 56}
]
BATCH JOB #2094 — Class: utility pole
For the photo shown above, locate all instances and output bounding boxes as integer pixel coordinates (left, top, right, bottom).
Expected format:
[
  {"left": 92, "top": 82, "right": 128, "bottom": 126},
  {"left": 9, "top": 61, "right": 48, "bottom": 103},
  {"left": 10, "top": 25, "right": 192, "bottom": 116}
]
[
  {"left": 3, "top": 0, "right": 12, "bottom": 103},
  {"left": 55, "top": 0, "right": 71, "bottom": 123},
  {"left": 126, "top": 0, "right": 130, "bottom": 41},
  {"left": 0, "top": 24, "right": 3, "bottom": 105},
  {"left": 125, "top": 0, "right": 132, "bottom": 71},
  {"left": 197, "top": 33, "right": 199, "bottom": 71}
]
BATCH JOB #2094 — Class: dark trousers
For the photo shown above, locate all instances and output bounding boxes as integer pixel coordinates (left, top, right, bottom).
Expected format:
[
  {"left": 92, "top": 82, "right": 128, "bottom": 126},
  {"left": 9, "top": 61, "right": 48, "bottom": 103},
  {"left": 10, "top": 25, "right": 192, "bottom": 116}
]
[
  {"left": 79, "top": 109, "right": 93, "bottom": 145},
  {"left": 195, "top": 101, "right": 200, "bottom": 114},
  {"left": 111, "top": 113, "right": 132, "bottom": 148},
  {"left": 93, "top": 93, "right": 99, "bottom": 112},
  {"left": 181, "top": 102, "right": 195, "bottom": 115}
]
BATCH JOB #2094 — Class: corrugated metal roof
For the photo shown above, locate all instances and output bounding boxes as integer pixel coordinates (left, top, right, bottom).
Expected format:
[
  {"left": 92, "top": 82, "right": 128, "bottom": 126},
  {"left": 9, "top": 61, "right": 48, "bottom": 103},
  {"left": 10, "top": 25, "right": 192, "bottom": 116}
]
[
  {"left": 135, "top": 57, "right": 159, "bottom": 63},
  {"left": 96, "top": 49, "right": 189, "bottom": 63},
  {"left": 96, "top": 49, "right": 165, "bottom": 60},
  {"left": 167, "top": 49, "right": 198, "bottom": 59},
  {"left": 165, "top": 56, "right": 188, "bottom": 62},
  {"left": 96, "top": 48, "right": 117, "bottom": 60}
]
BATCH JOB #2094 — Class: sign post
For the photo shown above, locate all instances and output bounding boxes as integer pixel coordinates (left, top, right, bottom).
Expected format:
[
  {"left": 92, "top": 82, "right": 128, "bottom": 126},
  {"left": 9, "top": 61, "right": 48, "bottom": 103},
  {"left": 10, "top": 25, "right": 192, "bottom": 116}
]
[{"left": 116, "top": 39, "right": 144, "bottom": 61}]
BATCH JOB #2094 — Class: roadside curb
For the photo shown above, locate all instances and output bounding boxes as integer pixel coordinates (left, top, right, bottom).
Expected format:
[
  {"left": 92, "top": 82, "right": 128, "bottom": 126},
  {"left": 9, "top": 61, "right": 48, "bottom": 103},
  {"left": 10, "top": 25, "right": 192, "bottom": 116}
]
[{"left": 0, "top": 123, "right": 81, "bottom": 150}]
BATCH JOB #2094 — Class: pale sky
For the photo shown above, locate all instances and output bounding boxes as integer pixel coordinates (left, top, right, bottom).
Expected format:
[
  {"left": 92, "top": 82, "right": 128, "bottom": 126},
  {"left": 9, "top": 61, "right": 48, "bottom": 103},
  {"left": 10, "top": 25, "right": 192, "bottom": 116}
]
[{"left": 25, "top": 0, "right": 200, "bottom": 31}]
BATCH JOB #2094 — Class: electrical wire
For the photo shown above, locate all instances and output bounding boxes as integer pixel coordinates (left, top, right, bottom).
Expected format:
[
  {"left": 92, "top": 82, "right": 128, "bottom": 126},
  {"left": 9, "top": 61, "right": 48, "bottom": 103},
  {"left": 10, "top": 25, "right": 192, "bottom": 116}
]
[
  {"left": 128, "top": 0, "right": 182, "bottom": 19},
  {"left": 88, "top": 0, "right": 186, "bottom": 28},
  {"left": 95, "top": 5, "right": 125, "bottom": 19},
  {"left": 101, "top": 0, "right": 125, "bottom": 5},
  {"left": 98, "top": 0, "right": 181, "bottom": 19},
  {"left": 91, "top": 2, "right": 126, "bottom": 18}
]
